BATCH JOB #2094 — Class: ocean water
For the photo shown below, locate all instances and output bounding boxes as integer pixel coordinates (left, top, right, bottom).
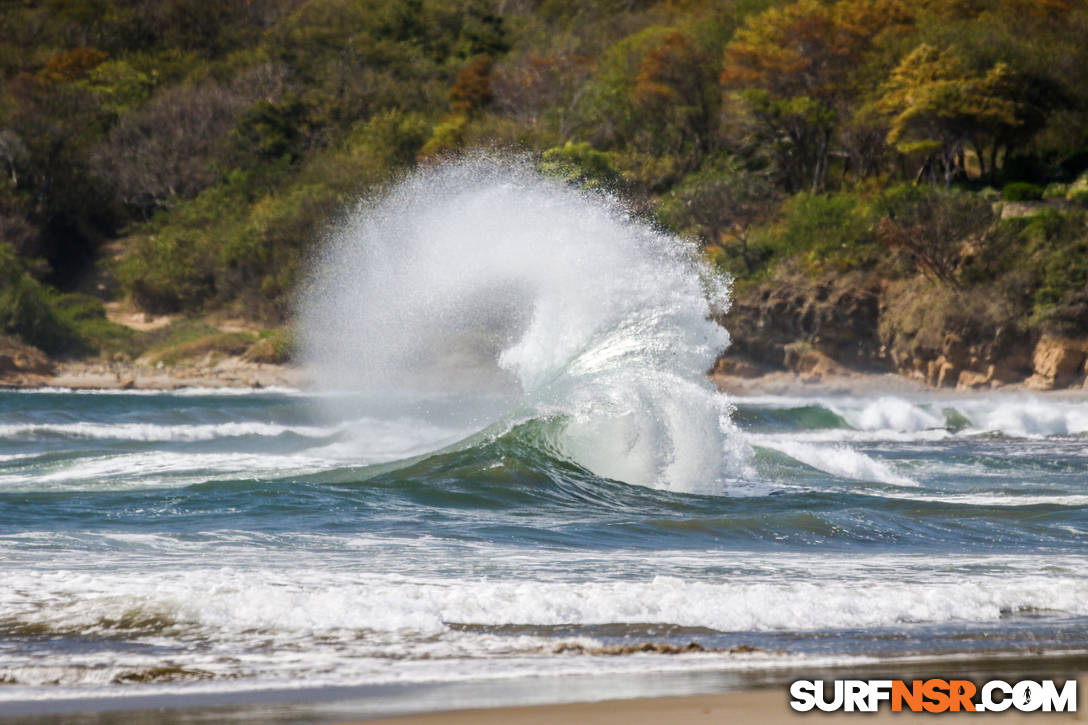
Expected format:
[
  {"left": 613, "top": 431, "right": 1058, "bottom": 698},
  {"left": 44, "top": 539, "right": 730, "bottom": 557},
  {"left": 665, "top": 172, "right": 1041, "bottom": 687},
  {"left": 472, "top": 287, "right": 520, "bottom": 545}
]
[
  {"left": 2, "top": 387, "right": 1087, "bottom": 714},
  {"left": 2, "top": 161, "right": 1087, "bottom": 716}
]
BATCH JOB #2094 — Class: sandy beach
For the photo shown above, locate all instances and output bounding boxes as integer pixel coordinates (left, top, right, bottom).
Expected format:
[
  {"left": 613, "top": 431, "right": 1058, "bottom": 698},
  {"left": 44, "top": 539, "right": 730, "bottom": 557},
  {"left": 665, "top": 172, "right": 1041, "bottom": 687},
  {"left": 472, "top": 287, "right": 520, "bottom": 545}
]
[
  {"left": 362, "top": 686, "right": 1086, "bottom": 725},
  {"left": 0, "top": 357, "right": 309, "bottom": 391}
]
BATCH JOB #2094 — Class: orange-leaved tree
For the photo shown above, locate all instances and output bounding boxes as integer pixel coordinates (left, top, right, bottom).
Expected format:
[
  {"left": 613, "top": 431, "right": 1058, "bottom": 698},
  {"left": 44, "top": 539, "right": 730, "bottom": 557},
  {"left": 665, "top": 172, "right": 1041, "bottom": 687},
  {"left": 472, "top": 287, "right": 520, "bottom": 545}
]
[
  {"left": 450, "top": 54, "right": 494, "bottom": 116},
  {"left": 632, "top": 29, "right": 721, "bottom": 164},
  {"left": 721, "top": 0, "right": 912, "bottom": 191}
]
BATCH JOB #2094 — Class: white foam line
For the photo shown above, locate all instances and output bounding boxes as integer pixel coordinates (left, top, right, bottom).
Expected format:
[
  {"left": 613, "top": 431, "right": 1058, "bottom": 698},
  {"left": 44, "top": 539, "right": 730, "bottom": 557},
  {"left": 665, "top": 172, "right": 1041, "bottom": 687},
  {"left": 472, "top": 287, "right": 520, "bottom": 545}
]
[
  {"left": 1, "top": 386, "right": 305, "bottom": 396},
  {"left": 878, "top": 491, "right": 1088, "bottom": 507},
  {"left": 752, "top": 430, "right": 950, "bottom": 444},
  {"left": 0, "top": 451, "right": 334, "bottom": 490},
  {"left": 0, "top": 651, "right": 887, "bottom": 703},
  {"left": 0, "top": 421, "right": 340, "bottom": 442},
  {"left": 0, "top": 453, "right": 39, "bottom": 463},
  {"left": 6, "top": 566, "right": 1085, "bottom": 639}
]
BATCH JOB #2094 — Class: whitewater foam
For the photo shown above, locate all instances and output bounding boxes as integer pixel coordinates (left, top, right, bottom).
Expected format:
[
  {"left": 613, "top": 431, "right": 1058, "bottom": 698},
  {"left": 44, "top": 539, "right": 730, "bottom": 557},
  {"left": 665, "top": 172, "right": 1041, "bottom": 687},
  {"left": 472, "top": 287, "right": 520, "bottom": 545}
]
[
  {"left": 742, "top": 394, "right": 1088, "bottom": 439},
  {"left": 0, "top": 420, "right": 340, "bottom": 442},
  {"left": 844, "top": 396, "right": 945, "bottom": 432},
  {"left": 5, "top": 386, "right": 304, "bottom": 396},
  {"left": 958, "top": 397, "right": 1088, "bottom": 437},
  {"left": 5, "top": 562, "right": 1086, "bottom": 641}
]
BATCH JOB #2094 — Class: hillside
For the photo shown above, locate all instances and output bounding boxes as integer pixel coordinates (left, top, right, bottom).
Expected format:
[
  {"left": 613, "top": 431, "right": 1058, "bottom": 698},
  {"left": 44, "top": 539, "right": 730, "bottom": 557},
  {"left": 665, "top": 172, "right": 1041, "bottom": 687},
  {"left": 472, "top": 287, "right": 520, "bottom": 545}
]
[{"left": 1, "top": 0, "right": 1087, "bottom": 388}]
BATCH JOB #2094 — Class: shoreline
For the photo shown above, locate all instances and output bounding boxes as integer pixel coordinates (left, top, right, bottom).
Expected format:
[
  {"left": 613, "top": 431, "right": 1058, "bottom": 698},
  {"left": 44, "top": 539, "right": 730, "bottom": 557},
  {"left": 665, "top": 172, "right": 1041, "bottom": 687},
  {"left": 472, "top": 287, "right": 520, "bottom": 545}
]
[
  {"left": 3, "top": 658, "right": 1085, "bottom": 724},
  {"left": 0, "top": 357, "right": 310, "bottom": 392}
]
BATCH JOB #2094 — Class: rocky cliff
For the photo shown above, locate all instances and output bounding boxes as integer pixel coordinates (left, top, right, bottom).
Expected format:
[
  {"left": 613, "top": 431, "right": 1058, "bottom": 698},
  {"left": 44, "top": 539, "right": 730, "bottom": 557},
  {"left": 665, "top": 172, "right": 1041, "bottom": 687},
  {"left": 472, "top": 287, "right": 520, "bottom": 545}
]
[{"left": 717, "top": 275, "right": 1088, "bottom": 391}]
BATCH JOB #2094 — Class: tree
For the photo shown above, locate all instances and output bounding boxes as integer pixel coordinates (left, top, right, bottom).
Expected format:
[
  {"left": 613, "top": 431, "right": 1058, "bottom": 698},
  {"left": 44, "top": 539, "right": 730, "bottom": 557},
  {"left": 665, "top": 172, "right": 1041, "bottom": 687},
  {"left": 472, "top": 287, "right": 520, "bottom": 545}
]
[
  {"left": 663, "top": 159, "right": 780, "bottom": 274},
  {"left": 491, "top": 52, "right": 594, "bottom": 136},
  {"left": 94, "top": 66, "right": 286, "bottom": 218},
  {"left": 632, "top": 29, "right": 721, "bottom": 164},
  {"left": 575, "top": 25, "right": 677, "bottom": 150},
  {"left": 874, "top": 185, "right": 995, "bottom": 286},
  {"left": 875, "top": 44, "right": 1018, "bottom": 188},
  {"left": 450, "top": 54, "right": 493, "bottom": 115},
  {"left": 540, "top": 141, "right": 622, "bottom": 190},
  {"left": 4, "top": 71, "right": 114, "bottom": 288},
  {"left": 721, "top": 0, "right": 912, "bottom": 191},
  {"left": 40, "top": 46, "right": 108, "bottom": 83}
]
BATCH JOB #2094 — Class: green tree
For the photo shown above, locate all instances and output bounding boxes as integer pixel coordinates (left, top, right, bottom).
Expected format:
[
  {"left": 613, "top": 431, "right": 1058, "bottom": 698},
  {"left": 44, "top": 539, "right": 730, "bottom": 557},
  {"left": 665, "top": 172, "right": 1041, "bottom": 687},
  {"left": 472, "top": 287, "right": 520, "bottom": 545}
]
[
  {"left": 662, "top": 159, "right": 780, "bottom": 274},
  {"left": 875, "top": 44, "right": 1018, "bottom": 188}
]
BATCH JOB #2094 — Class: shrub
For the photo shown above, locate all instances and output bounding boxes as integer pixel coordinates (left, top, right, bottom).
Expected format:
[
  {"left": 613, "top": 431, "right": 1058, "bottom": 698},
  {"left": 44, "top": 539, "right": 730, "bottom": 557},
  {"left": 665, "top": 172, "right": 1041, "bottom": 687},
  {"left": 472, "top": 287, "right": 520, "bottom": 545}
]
[
  {"left": 0, "top": 275, "right": 78, "bottom": 354},
  {"left": 776, "top": 192, "right": 876, "bottom": 272},
  {"left": 540, "top": 141, "right": 622, "bottom": 190},
  {"left": 0, "top": 243, "right": 82, "bottom": 355},
  {"left": 51, "top": 293, "right": 139, "bottom": 358},
  {"left": 1002, "top": 182, "right": 1044, "bottom": 201},
  {"left": 1043, "top": 182, "right": 1069, "bottom": 200},
  {"left": 1068, "top": 189, "right": 1088, "bottom": 208},
  {"left": 116, "top": 232, "right": 215, "bottom": 314},
  {"left": 144, "top": 331, "right": 257, "bottom": 366},
  {"left": 244, "top": 328, "right": 294, "bottom": 364},
  {"left": 874, "top": 185, "right": 994, "bottom": 286}
]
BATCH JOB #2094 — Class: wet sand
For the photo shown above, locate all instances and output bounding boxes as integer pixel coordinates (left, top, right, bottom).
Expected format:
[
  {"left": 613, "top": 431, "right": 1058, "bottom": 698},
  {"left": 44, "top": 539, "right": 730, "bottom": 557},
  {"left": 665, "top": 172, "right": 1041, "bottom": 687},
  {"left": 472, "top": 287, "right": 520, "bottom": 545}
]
[
  {"left": 7, "top": 661, "right": 1084, "bottom": 725},
  {"left": 361, "top": 687, "right": 1085, "bottom": 725}
]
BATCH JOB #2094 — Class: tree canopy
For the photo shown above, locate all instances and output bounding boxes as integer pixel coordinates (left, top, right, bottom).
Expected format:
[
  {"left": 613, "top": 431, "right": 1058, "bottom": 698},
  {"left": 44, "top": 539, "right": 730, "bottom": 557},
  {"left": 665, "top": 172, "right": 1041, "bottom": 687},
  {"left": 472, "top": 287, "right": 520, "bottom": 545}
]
[{"left": 1, "top": 0, "right": 1087, "bottom": 353}]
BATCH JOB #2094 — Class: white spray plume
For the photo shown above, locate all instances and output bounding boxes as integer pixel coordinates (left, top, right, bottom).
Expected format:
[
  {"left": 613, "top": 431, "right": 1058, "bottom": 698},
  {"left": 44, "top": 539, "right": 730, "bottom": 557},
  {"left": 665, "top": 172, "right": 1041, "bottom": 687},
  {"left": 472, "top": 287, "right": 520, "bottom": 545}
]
[{"left": 300, "top": 156, "right": 750, "bottom": 493}]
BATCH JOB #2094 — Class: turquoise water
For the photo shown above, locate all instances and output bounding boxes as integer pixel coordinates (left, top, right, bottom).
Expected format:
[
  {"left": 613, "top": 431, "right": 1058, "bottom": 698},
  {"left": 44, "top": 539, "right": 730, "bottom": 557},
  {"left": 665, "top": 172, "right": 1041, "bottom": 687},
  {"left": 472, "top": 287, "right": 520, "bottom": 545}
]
[{"left": 1, "top": 387, "right": 1087, "bottom": 712}]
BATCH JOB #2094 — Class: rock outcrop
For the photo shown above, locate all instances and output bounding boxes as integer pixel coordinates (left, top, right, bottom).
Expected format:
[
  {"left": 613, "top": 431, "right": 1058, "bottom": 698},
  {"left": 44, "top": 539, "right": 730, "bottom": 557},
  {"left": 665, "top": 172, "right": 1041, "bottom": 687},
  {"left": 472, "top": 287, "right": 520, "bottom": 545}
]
[
  {"left": 0, "top": 336, "right": 55, "bottom": 386},
  {"left": 1025, "top": 335, "right": 1088, "bottom": 390},
  {"left": 722, "top": 270, "right": 887, "bottom": 376},
  {"left": 782, "top": 342, "right": 848, "bottom": 382}
]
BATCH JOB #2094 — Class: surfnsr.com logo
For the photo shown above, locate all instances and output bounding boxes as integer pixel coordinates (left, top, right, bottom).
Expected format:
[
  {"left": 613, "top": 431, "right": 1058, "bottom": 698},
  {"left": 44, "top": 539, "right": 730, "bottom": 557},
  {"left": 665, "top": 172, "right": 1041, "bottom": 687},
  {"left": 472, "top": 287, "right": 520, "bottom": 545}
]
[{"left": 790, "top": 679, "right": 1077, "bottom": 713}]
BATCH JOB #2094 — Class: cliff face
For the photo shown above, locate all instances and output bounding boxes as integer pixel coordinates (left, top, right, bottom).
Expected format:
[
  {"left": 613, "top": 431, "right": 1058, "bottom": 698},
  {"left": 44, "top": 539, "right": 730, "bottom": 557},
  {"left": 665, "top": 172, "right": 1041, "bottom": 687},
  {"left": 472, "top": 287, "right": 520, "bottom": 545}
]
[
  {"left": 722, "top": 271, "right": 886, "bottom": 377},
  {"left": 719, "top": 275, "right": 1088, "bottom": 390}
]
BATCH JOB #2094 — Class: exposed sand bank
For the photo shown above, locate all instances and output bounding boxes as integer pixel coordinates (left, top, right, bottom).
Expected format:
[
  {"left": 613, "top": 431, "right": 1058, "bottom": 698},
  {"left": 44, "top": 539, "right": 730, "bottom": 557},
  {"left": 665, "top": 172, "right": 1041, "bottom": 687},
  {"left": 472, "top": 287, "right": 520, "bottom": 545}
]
[{"left": 1, "top": 357, "right": 309, "bottom": 391}]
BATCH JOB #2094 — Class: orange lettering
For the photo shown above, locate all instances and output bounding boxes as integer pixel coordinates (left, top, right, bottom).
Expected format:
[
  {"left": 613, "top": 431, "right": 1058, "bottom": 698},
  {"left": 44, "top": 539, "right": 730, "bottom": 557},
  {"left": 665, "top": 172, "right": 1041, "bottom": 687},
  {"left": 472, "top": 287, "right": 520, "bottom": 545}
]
[
  {"left": 892, "top": 680, "right": 924, "bottom": 712},
  {"left": 949, "top": 680, "right": 977, "bottom": 711},
  {"left": 923, "top": 679, "right": 951, "bottom": 713}
]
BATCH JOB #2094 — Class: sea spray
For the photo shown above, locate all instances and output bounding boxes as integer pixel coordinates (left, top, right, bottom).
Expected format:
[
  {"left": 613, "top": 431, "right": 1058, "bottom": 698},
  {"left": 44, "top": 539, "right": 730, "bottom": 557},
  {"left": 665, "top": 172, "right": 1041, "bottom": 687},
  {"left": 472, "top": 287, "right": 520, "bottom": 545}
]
[{"left": 300, "top": 157, "right": 750, "bottom": 493}]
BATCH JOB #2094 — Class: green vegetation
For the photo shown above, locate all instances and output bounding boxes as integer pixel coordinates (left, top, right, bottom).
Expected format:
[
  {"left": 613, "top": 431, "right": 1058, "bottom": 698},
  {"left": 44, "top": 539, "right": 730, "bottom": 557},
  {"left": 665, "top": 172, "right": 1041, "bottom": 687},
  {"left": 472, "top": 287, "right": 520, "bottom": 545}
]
[
  {"left": 1003, "top": 182, "right": 1044, "bottom": 202},
  {"left": 2, "top": 0, "right": 1088, "bottom": 362}
]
